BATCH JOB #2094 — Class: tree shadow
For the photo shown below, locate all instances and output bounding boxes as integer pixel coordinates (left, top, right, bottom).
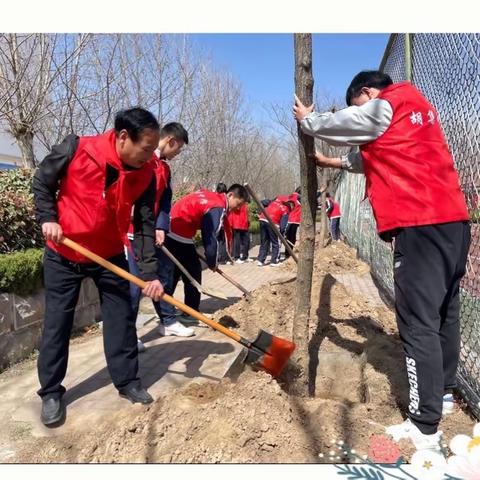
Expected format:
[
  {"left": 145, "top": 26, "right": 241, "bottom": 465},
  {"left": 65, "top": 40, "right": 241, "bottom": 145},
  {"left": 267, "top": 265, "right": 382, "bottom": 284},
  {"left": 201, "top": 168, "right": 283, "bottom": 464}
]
[
  {"left": 63, "top": 339, "right": 235, "bottom": 407},
  {"left": 305, "top": 273, "right": 408, "bottom": 449}
]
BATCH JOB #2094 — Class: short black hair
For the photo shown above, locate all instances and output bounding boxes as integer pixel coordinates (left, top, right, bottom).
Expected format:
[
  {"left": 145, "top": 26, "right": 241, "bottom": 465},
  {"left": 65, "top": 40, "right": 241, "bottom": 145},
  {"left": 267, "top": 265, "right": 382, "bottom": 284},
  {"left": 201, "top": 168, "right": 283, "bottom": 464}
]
[
  {"left": 295, "top": 186, "right": 301, "bottom": 194},
  {"left": 216, "top": 182, "right": 228, "bottom": 193},
  {"left": 160, "top": 122, "right": 189, "bottom": 144},
  {"left": 227, "top": 183, "right": 249, "bottom": 201},
  {"left": 345, "top": 70, "right": 393, "bottom": 106},
  {"left": 114, "top": 107, "right": 160, "bottom": 142},
  {"left": 284, "top": 200, "right": 295, "bottom": 211}
]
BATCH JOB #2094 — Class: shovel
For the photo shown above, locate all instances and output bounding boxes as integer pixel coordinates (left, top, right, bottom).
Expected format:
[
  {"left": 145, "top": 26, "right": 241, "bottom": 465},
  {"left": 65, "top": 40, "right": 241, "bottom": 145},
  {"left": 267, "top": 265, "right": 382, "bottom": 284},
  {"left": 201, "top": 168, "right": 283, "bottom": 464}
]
[
  {"left": 197, "top": 251, "right": 250, "bottom": 297},
  {"left": 244, "top": 183, "right": 298, "bottom": 263},
  {"left": 159, "top": 244, "right": 228, "bottom": 301},
  {"left": 62, "top": 237, "right": 296, "bottom": 378}
]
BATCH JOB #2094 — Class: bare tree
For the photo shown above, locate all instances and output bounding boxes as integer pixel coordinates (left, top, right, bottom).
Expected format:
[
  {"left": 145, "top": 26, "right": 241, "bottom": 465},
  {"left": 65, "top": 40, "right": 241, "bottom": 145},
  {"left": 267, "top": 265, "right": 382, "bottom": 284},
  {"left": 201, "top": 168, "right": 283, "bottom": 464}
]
[{"left": 0, "top": 34, "right": 90, "bottom": 166}]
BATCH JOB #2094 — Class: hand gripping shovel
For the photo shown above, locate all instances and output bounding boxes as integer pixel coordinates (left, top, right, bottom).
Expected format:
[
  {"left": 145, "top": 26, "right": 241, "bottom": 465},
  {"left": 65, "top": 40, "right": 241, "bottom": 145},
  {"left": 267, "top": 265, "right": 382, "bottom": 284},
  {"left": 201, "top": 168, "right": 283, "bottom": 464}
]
[
  {"left": 62, "top": 237, "right": 295, "bottom": 378},
  {"left": 197, "top": 251, "right": 250, "bottom": 297},
  {"left": 244, "top": 183, "right": 298, "bottom": 263},
  {"left": 159, "top": 244, "right": 228, "bottom": 301}
]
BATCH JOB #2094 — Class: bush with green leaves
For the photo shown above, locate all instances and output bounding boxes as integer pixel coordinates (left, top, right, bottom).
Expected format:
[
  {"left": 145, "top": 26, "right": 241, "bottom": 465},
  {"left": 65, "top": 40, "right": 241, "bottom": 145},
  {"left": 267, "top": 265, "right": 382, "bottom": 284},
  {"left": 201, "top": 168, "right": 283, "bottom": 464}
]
[
  {"left": 0, "top": 248, "right": 44, "bottom": 295},
  {"left": 0, "top": 169, "right": 43, "bottom": 253}
]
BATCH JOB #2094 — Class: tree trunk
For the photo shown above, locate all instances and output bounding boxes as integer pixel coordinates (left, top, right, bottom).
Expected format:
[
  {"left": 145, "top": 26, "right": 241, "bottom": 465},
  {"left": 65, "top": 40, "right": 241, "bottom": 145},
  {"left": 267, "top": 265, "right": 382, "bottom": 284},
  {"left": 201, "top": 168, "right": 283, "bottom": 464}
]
[
  {"left": 292, "top": 34, "right": 317, "bottom": 395},
  {"left": 16, "top": 130, "right": 35, "bottom": 168}
]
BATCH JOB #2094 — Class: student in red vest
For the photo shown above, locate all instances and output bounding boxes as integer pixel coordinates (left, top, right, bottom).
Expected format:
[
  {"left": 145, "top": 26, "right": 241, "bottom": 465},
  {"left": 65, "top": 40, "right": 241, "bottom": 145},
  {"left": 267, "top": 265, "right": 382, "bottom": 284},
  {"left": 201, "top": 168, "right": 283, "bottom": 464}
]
[
  {"left": 294, "top": 71, "right": 470, "bottom": 451},
  {"left": 229, "top": 201, "right": 251, "bottom": 263},
  {"left": 126, "top": 122, "right": 189, "bottom": 346},
  {"left": 155, "top": 184, "right": 248, "bottom": 331},
  {"left": 325, "top": 193, "right": 342, "bottom": 241},
  {"left": 285, "top": 189, "right": 301, "bottom": 258},
  {"left": 33, "top": 108, "right": 164, "bottom": 426},
  {"left": 257, "top": 199, "right": 293, "bottom": 267}
]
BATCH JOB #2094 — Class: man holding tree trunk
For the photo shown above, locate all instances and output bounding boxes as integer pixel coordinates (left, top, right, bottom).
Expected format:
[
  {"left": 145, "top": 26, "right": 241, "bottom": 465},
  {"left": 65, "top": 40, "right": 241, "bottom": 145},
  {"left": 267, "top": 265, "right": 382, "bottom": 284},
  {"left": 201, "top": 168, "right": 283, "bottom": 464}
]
[{"left": 294, "top": 71, "right": 470, "bottom": 452}]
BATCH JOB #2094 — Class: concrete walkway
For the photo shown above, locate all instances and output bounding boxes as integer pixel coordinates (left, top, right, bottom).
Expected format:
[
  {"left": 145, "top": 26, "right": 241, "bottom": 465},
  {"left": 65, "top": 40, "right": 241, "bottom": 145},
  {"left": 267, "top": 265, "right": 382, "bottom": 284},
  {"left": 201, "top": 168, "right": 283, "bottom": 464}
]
[{"left": 0, "top": 246, "right": 294, "bottom": 456}]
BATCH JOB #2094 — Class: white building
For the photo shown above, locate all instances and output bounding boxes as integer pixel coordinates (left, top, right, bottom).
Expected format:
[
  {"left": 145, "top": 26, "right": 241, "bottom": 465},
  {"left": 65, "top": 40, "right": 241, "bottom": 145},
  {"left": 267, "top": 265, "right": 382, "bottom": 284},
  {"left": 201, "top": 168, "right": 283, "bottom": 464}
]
[{"left": 0, "top": 131, "right": 22, "bottom": 169}]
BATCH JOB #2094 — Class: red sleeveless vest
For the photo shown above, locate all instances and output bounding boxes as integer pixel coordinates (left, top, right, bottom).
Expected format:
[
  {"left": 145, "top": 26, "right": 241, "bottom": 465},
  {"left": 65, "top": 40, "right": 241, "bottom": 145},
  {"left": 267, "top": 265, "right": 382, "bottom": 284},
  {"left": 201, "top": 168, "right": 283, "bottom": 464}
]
[
  {"left": 360, "top": 82, "right": 469, "bottom": 233},
  {"left": 169, "top": 190, "right": 228, "bottom": 240},
  {"left": 50, "top": 130, "right": 154, "bottom": 263}
]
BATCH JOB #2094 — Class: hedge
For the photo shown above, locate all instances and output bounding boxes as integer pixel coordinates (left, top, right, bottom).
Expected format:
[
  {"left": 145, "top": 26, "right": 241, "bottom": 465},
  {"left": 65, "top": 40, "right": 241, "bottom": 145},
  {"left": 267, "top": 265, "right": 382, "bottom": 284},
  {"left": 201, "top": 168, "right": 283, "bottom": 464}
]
[
  {"left": 0, "top": 248, "right": 44, "bottom": 296},
  {"left": 0, "top": 168, "right": 43, "bottom": 253}
]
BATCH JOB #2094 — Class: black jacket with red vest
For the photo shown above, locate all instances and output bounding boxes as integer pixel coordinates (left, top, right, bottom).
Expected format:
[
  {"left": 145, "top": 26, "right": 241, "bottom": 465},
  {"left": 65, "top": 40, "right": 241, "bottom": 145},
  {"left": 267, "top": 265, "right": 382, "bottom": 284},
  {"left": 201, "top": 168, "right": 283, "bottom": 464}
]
[
  {"left": 33, "top": 130, "right": 158, "bottom": 280},
  {"left": 360, "top": 82, "right": 469, "bottom": 234}
]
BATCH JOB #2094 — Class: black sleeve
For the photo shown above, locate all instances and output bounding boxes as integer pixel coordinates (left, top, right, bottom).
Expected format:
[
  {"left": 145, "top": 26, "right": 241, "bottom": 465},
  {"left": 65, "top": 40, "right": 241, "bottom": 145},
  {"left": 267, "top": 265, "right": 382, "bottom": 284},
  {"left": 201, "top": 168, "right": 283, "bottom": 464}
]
[
  {"left": 201, "top": 207, "right": 225, "bottom": 269},
  {"left": 132, "top": 177, "right": 158, "bottom": 281},
  {"left": 32, "top": 134, "right": 79, "bottom": 225}
]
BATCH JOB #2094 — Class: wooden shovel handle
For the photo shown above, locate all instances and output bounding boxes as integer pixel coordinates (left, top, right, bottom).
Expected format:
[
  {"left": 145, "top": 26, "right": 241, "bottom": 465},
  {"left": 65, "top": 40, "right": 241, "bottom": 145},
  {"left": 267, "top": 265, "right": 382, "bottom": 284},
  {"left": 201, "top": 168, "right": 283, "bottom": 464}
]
[
  {"left": 197, "top": 252, "right": 250, "bottom": 296},
  {"left": 244, "top": 183, "right": 298, "bottom": 263},
  {"left": 61, "top": 238, "right": 242, "bottom": 343}
]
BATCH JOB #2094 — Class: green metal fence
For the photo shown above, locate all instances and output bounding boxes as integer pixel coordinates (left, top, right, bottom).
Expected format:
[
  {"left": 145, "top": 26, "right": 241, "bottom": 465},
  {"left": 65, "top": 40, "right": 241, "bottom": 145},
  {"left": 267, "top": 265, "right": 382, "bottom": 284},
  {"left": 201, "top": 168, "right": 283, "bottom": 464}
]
[{"left": 336, "top": 33, "right": 480, "bottom": 418}]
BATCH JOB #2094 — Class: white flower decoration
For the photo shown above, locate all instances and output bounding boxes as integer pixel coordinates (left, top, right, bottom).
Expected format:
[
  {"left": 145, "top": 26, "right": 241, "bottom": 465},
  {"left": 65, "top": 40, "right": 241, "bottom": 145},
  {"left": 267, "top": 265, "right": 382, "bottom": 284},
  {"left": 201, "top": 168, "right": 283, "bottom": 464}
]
[
  {"left": 410, "top": 449, "right": 447, "bottom": 480},
  {"left": 447, "top": 423, "right": 480, "bottom": 479}
]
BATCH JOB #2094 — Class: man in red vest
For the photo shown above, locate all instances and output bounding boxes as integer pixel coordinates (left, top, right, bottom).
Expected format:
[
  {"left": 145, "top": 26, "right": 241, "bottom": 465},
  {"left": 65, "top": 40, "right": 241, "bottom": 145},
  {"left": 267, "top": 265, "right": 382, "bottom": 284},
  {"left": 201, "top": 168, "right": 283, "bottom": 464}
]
[
  {"left": 228, "top": 201, "right": 251, "bottom": 263},
  {"left": 257, "top": 199, "right": 293, "bottom": 267},
  {"left": 325, "top": 193, "right": 342, "bottom": 241},
  {"left": 155, "top": 184, "right": 248, "bottom": 331},
  {"left": 126, "top": 122, "right": 189, "bottom": 344},
  {"left": 33, "top": 108, "right": 164, "bottom": 426},
  {"left": 294, "top": 71, "right": 470, "bottom": 451},
  {"left": 285, "top": 190, "right": 301, "bottom": 258}
]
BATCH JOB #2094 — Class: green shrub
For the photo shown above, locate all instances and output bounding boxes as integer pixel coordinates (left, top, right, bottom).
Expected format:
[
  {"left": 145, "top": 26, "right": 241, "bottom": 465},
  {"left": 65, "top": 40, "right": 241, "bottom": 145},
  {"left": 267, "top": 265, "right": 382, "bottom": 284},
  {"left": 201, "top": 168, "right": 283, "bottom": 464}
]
[
  {"left": 0, "top": 169, "right": 43, "bottom": 253},
  {"left": 0, "top": 248, "right": 44, "bottom": 295}
]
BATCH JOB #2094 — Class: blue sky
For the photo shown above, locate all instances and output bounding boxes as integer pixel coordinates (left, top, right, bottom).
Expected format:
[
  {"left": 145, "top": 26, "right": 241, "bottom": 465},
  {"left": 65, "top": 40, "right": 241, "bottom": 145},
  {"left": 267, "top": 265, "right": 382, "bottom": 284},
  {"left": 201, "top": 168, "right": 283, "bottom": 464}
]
[{"left": 189, "top": 34, "right": 389, "bottom": 123}]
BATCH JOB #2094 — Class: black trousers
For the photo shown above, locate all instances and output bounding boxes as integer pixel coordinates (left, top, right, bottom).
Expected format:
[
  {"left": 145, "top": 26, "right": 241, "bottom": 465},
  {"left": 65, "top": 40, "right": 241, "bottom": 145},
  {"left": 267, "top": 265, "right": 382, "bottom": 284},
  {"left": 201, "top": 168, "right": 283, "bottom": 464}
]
[
  {"left": 38, "top": 247, "right": 141, "bottom": 399},
  {"left": 394, "top": 221, "right": 471, "bottom": 434},
  {"left": 285, "top": 223, "right": 299, "bottom": 258},
  {"left": 233, "top": 229, "right": 250, "bottom": 260},
  {"left": 217, "top": 228, "right": 229, "bottom": 263},
  {"left": 258, "top": 221, "right": 280, "bottom": 264},
  {"left": 156, "top": 236, "right": 202, "bottom": 323}
]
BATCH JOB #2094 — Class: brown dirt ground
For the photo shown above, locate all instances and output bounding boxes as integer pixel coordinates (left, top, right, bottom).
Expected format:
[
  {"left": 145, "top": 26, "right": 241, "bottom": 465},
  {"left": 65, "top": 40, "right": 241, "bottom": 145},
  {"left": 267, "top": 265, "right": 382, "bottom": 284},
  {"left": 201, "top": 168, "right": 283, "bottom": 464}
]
[{"left": 10, "top": 241, "right": 476, "bottom": 463}]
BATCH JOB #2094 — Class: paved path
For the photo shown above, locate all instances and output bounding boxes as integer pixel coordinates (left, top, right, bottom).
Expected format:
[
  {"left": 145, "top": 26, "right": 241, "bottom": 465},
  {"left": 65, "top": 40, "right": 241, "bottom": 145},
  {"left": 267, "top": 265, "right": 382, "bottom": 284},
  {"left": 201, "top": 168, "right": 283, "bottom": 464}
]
[{"left": 0, "top": 246, "right": 294, "bottom": 456}]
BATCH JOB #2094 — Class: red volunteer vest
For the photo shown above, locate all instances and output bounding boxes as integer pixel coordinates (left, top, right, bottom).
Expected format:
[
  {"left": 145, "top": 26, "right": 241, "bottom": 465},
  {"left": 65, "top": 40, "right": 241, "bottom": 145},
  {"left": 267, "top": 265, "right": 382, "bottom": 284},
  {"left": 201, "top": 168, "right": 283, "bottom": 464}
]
[
  {"left": 50, "top": 130, "right": 154, "bottom": 263},
  {"left": 152, "top": 157, "right": 171, "bottom": 217},
  {"left": 260, "top": 201, "right": 289, "bottom": 225},
  {"left": 228, "top": 203, "right": 249, "bottom": 230},
  {"left": 170, "top": 190, "right": 228, "bottom": 240},
  {"left": 360, "top": 82, "right": 469, "bottom": 233},
  {"left": 288, "top": 194, "right": 302, "bottom": 224},
  {"left": 327, "top": 200, "right": 341, "bottom": 219}
]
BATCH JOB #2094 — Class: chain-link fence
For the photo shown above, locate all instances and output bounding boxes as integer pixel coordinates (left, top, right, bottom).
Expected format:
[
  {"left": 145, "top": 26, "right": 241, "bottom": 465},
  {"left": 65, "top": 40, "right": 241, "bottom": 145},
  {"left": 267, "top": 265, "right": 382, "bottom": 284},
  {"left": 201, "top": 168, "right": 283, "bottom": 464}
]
[{"left": 336, "top": 33, "right": 480, "bottom": 418}]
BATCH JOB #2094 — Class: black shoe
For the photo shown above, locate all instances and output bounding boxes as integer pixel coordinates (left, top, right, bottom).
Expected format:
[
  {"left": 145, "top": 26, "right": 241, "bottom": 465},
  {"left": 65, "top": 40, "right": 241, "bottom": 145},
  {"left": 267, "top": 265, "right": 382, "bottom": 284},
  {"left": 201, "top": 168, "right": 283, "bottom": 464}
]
[
  {"left": 40, "top": 396, "right": 65, "bottom": 426},
  {"left": 119, "top": 387, "right": 153, "bottom": 405}
]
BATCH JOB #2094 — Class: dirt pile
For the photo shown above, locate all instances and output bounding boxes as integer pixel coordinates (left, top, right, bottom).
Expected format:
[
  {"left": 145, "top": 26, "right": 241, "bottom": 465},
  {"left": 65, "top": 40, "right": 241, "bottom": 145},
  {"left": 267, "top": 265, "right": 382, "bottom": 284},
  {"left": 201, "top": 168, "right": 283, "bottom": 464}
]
[{"left": 12, "top": 241, "right": 475, "bottom": 463}]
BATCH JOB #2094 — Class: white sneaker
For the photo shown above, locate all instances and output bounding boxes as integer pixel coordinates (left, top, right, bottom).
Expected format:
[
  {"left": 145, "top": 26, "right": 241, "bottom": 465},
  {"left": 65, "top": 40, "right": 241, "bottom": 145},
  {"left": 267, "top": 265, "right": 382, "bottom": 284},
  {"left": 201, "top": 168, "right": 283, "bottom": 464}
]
[
  {"left": 225, "top": 261, "right": 233, "bottom": 265},
  {"left": 269, "top": 262, "right": 281, "bottom": 267},
  {"left": 442, "top": 393, "right": 456, "bottom": 415},
  {"left": 386, "top": 418, "right": 442, "bottom": 451},
  {"left": 158, "top": 321, "right": 195, "bottom": 337},
  {"left": 256, "top": 261, "right": 265, "bottom": 266},
  {"left": 235, "top": 259, "right": 245, "bottom": 264},
  {"left": 246, "top": 258, "right": 254, "bottom": 263}
]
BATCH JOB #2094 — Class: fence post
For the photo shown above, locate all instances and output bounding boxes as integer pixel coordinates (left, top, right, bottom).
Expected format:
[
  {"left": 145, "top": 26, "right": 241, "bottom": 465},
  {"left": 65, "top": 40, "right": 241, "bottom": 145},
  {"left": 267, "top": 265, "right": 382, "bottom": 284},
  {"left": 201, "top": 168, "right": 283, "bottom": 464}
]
[{"left": 405, "top": 33, "right": 412, "bottom": 81}]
